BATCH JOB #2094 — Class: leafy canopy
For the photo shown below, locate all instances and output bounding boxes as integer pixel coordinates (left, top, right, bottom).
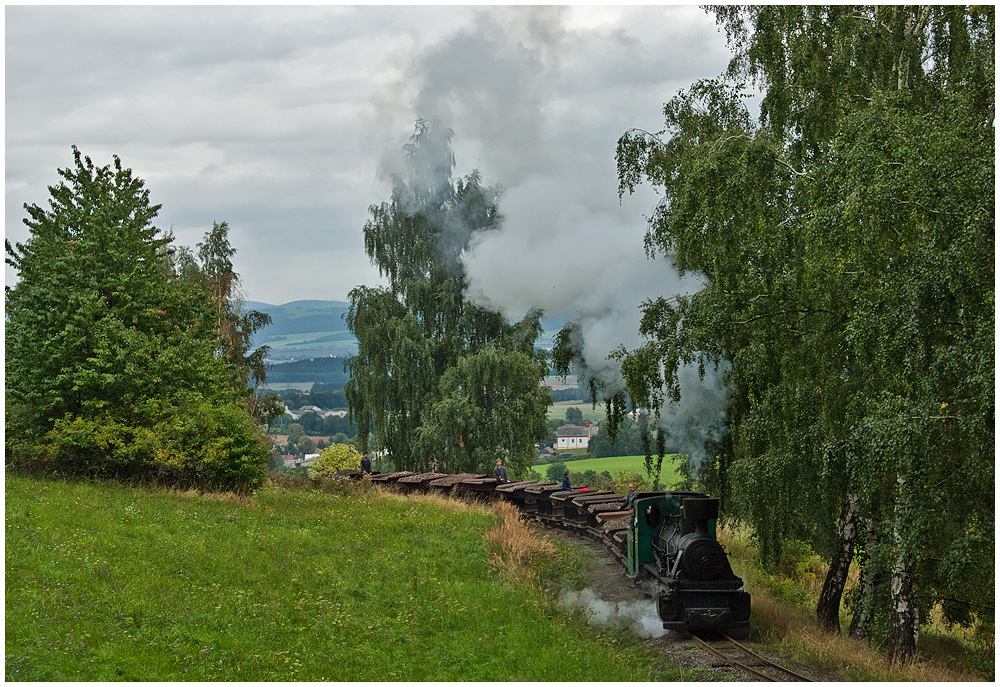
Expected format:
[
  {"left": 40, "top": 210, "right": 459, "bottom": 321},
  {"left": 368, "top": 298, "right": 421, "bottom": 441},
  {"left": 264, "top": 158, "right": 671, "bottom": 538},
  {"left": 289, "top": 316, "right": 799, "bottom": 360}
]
[
  {"left": 5, "top": 147, "right": 270, "bottom": 491},
  {"left": 346, "top": 120, "right": 551, "bottom": 476},
  {"left": 614, "top": 5, "right": 993, "bottom": 653},
  {"left": 308, "top": 443, "right": 363, "bottom": 478}
]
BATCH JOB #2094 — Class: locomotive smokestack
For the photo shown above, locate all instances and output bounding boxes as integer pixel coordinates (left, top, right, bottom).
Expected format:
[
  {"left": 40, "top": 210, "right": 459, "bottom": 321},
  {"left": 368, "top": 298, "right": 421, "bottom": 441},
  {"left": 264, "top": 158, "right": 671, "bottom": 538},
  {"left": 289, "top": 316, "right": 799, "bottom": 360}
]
[{"left": 681, "top": 497, "right": 719, "bottom": 538}]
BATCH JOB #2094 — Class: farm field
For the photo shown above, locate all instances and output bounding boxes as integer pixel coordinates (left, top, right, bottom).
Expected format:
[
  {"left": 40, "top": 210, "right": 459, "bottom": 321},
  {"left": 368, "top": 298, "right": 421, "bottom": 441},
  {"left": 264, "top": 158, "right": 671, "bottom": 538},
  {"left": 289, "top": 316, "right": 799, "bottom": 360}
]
[
  {"left": 261, "top": 382, "right": 315, "bottom": 392},
  {"left": 541, "top": 455, "right": 683, "bottom": 487},
  {"left": 247, "top": 300, "right": 355, "bottom": 361},
  {"left": 547, "top": 400, "right": 604, "bottom": 423},
  {"left": 5, "top": 474, "right": 679, "bottom": 682}
]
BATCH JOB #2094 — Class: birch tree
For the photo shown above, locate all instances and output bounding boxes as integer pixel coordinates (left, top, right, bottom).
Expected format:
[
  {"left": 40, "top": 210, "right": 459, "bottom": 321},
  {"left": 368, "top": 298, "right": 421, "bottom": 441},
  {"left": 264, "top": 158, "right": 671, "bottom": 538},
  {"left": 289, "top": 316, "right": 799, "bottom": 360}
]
[
  {"left": 346, "top": 120, "right": 550, "bottom": 475},
  {"left": 615, "top": 5, "right": 993, "bottom": 662}
]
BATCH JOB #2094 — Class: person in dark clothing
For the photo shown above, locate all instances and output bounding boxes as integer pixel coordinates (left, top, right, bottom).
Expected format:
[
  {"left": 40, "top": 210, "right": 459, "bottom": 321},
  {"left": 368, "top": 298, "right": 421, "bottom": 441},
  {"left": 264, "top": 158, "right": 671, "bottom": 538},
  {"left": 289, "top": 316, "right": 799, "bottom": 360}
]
[
  {"left": 561, "top": 470, "right": 571, "bottom": 491},
  {"left": 494, "top": 458, "right": 510, "bottom": 484},
  {"left": 625, "top": 483, "right": 638, "bottom": 507},
  {"left": 360, "top": 452, "right": 372, "bottom": 475}
]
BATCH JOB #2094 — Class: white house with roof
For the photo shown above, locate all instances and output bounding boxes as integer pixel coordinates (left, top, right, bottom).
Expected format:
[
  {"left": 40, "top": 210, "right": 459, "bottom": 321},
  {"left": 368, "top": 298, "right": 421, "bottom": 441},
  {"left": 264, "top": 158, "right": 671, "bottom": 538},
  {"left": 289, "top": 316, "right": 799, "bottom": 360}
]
[
  {"left": 555, "top": 423, "right": 594, "bottom": 450},
  {"left": 284, "top": 405, "right": 349, "bottom": 420}
]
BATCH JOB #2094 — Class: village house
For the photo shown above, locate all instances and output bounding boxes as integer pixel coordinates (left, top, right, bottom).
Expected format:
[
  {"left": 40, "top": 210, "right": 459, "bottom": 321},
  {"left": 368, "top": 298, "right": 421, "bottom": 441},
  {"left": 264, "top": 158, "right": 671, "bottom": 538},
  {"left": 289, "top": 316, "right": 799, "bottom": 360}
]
[
  {"left": 284, "top": 405, "right": 349, "bottom": 420},
  {"left": 555, "top": 423, "right": 594, "bottom": 450},
  {"left": 537, "top": 445, "right": 556, "bottom": 459},
  {"left": 283, "top": 453, "right": 320, "bottom": 468}
]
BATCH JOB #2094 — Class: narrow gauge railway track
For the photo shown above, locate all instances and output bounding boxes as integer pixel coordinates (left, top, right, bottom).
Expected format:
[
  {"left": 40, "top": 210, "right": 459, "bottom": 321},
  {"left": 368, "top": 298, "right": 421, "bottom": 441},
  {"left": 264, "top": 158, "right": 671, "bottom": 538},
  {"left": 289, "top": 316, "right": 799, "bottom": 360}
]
[{"left": 690, "top": 633, "right": 814, "bottom": 682}]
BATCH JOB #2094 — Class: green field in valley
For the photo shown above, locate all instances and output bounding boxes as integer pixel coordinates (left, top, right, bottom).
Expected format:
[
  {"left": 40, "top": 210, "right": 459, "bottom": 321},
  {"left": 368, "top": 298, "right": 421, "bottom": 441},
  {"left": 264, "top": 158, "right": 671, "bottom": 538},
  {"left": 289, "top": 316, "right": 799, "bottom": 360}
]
[
  {"left": 262, "top": 382, "right": 315, "bottom": 392},
  {"left": 547, "top": 400, "right": 605, "bottom": 423},
  {"left": 537, "top": 454, "right": 683, "bottom": 488}
]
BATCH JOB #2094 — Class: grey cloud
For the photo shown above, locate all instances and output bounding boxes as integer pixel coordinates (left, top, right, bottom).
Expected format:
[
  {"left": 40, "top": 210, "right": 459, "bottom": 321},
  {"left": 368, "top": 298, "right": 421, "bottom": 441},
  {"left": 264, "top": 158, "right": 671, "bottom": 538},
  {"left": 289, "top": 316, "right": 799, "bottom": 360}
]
[{"left": 7, "top": 5, "right": 732, "bottom": 309}]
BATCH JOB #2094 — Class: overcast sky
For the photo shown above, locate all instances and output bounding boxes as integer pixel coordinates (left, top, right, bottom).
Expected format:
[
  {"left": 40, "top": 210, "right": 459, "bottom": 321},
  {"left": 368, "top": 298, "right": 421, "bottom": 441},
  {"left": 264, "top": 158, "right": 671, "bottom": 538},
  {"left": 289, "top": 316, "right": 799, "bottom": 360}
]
[{"left": 6, "top": 4, "right": 734, "bottom": 310}]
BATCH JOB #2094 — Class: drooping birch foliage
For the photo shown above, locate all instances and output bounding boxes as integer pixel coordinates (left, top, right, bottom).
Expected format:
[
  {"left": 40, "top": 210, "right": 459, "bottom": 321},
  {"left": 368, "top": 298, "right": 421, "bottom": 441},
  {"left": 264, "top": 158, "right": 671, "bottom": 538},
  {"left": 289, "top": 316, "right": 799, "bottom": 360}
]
[
  {"left": 614, "top": 6, "right": 993, "bottom": 661},
  {"left": 346, "top": 120, "right": 550, "bottom": 476}
]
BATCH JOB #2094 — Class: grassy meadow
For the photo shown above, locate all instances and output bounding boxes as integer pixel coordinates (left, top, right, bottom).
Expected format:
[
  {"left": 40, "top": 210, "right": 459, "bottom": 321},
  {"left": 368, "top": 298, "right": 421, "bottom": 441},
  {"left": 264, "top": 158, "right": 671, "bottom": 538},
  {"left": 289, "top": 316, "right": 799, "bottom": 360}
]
[
  {"left": 548, "top": 454, "right": 683, "bottom": 486},
  {"left": 547, "top": 400, "right": 605, "bottom": 423},
  {"left": 5, "top": 474, "right": 681, "bottom": 682}
]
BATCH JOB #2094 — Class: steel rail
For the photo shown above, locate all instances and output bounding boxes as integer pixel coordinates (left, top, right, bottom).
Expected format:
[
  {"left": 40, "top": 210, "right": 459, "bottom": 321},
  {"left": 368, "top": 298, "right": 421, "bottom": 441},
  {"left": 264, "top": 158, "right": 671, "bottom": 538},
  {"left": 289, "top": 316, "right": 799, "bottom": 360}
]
[
  {"left": 722, "top": 633, "right": 814, "bottom": 682},
  {"left": 690, "top": 634, "right": 777, "bottom": 681}
]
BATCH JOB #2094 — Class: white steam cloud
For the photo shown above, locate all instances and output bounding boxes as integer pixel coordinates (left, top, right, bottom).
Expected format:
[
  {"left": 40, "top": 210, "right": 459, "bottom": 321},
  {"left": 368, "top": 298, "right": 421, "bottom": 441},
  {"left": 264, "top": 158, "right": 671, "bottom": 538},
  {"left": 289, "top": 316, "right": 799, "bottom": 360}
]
[
  {"left": 560, "top": 588, "right": 667, "bottom": 639},
  {"left": 378, "top": 6, "right": 735, "bottom": 469},
  {"left": 663, "top": 363, "right": 733, "bottom": 476}
]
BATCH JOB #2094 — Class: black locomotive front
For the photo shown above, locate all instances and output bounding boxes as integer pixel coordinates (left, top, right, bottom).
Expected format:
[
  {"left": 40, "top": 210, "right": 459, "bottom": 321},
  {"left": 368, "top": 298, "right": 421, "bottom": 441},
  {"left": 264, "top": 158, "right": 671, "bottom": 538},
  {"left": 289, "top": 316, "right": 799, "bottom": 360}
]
[{"left": 627, "top": 491, "right": 750, "bottom": 635}]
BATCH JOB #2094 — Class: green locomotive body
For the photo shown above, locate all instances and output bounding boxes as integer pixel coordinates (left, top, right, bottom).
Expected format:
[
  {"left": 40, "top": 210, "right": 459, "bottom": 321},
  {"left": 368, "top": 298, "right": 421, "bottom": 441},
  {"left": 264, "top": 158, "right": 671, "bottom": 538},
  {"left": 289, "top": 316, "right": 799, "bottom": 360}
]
[{"left": 627, "top": 491, "right": 750, "bottom": 635}]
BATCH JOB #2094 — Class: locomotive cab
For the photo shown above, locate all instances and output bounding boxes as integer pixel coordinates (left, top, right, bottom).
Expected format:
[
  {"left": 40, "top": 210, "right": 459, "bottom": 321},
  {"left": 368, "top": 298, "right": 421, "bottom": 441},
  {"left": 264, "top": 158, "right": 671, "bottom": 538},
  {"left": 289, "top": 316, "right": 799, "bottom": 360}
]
[{"left": 627, "top": 491, "right": 750, "bottom": 636}]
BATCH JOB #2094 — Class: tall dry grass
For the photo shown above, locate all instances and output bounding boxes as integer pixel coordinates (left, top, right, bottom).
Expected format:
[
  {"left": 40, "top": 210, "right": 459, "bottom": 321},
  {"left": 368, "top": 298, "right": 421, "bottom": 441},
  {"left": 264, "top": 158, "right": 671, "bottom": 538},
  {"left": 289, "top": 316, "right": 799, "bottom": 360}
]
[
  {"left": 719, "top": 524, "right": 987, "bottom": 681},
  {"left": 376, "top": 486, "right": 489, "bottom": 514},
  {"left": 482, "top": 499, "right": 557, "bottom": 584},
  {"left": 751, "top": 590, "right": 986, "bottom": 681}
]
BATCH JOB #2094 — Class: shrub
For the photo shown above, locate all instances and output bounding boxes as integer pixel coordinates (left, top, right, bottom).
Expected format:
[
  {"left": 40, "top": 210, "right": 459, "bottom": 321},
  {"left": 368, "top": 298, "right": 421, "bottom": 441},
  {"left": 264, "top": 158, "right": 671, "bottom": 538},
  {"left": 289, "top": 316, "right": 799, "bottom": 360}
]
[
  {"left": 308, "top": 443, "right": 362, "bottom": 478},
  {"left": 778, "top": 538, "right": 824, "bottom": 585},
  {"left": 587, "top": 471, "right": 614, "bottom": 490},
  {"left": 546, "top": 462, "right": 568, "bottom": 482},
  {"left": 612, "top": 470, "right": 648, "bottom": 494},
  {"left": 13, "top": 397, "right": 271, "bottom": 493}
]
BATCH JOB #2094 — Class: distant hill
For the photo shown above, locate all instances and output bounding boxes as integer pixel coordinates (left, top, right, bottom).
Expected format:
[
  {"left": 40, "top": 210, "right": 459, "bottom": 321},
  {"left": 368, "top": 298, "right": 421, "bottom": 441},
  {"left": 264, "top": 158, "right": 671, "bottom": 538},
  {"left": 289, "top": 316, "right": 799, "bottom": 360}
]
[
  {"left": 265, "top": 356, "right": 351, "bottom": 387},
  {"left": 247, "top": 299, "right": 573, "bottom": 364},
  {"left": 246, "top": 300, "right": 354, "bottom": 362}
]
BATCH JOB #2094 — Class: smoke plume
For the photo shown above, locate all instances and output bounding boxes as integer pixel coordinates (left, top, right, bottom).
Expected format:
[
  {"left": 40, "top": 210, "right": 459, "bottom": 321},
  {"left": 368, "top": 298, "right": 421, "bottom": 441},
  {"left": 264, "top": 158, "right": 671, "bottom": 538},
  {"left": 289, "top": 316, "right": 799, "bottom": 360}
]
[
  {"left": 560, "top": 588, "right": 667, "bottom": 639},
  {"left": 662, "top": 363, "right": 732, "bottom": 477},
  {"left": 376, "top": 6, "right": 735, "bottom": 467}
]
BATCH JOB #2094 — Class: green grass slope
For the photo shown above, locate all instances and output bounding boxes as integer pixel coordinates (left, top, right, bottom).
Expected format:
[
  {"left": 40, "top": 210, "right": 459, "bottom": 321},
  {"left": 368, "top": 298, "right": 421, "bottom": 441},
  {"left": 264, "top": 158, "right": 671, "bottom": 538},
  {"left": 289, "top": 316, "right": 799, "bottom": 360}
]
[
  {"left": 553, "top": 455, "right": 683, "bottom": 486},
  {"left": 5, "top": 474, "right": 679, "bottom": 682}
]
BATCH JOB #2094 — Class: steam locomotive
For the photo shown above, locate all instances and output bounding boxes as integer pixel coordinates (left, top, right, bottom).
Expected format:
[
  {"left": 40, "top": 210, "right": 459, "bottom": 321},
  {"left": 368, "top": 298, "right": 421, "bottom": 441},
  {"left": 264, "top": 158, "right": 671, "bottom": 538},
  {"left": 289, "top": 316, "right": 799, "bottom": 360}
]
[
  {"left": 335, "top": 469, "right": 750, "bottom": 636},
  {"left": 627, "top": 491, "right": 750, "bottom": 636}
]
